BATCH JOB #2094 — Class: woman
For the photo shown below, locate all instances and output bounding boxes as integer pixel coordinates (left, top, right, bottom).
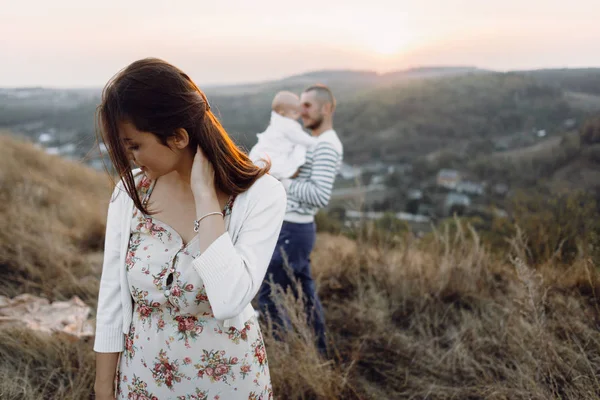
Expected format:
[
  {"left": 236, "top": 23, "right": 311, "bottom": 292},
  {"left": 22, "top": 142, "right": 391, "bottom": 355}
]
[{"left": 93, "top": 58, "right": 286, "bottom": 400}]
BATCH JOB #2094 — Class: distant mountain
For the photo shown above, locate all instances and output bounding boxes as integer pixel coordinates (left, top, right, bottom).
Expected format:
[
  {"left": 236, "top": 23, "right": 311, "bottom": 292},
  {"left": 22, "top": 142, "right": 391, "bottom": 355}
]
[
  {"left": 205, "top": 69, "right": 381, "bottom": 96},
  {"left": 519, "top": 68, "right": 600, "bottom": 95},
  {"left": 206, "top": 66, "right": 487, "bottom": 95},
  {"left": 269, "top": 66, "right": 487, "bottom": 84},
  {"left": 3, "top": 67, "right": 600, "bottom": 165},
  {"left": 383, "top": 66, "right": 489, "bottom": 80},
  {"left": 283, "top": 69, "right": 380, "bottom": 82}
]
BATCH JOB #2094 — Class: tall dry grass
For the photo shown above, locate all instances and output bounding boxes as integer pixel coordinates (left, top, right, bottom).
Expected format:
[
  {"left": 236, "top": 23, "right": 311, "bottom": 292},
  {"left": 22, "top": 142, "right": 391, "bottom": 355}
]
[
  {"left": 0, "top": 133, "right": 111, "bottom": 303},
  {"left": 2, "top": 135, "right": 600, "bottom": 399},
  {"left": 258, "top": 222, "right": 600, "bottom": 399}
]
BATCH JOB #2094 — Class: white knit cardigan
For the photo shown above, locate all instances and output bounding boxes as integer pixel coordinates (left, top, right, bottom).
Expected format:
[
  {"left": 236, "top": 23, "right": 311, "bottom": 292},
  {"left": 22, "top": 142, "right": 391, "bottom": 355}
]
[{"left": 94, "top": 169, "right": 286, "bottom": 353}]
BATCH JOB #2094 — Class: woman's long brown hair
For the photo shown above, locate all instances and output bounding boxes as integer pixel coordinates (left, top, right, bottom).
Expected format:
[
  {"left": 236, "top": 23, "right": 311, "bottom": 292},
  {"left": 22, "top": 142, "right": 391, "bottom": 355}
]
[{"left": 96, "top": 58, "right": 269, "bottom": 214}]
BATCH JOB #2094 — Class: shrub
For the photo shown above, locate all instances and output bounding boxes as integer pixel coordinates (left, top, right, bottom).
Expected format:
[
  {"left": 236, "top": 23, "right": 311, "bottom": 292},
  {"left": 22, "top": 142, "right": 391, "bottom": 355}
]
[
  {"left": 580, "top": 114, "right": 600, "bottom": 145},
  {"left": 510, "top": 190, "right": 600, "bottom": 265}
]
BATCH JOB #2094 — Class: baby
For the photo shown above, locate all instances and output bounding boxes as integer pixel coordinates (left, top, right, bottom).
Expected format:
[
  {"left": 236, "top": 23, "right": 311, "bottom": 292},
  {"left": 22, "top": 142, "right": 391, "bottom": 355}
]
[{"left": 249, "top": 91, "right": 317, "bottom": 180}]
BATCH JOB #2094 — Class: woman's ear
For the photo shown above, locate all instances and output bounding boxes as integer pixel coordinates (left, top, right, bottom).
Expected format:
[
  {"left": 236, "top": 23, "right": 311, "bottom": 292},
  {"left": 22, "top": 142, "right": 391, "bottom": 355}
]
[{"left": 170, "top": 128, "right": 190, "bottom": 149}]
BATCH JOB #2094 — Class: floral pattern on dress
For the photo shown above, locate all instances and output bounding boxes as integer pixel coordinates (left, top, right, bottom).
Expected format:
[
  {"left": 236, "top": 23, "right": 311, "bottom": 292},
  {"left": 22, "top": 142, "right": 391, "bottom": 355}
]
[
  {"left": 239, "top": 362, "right": 252, "bottom": 380},
  {"left": 227, "top": 321, "right": 252, "bottom": 344},
  {"left": 248, "top": 388, "right": 274, "bottom": 400},
  {"left": 176, "top": 388, "right": 209, "bottom": 400},
  {"left": 126, "top": 375, "right": 159, "bottom": 400},
  {"left": 195, "top": 285, "right": 209, "bottom": 305},
  {"left": 174, "top": 315, "right": 205, "bottom": 348},
  {"left": 194, "top": 349, "right": 240, "bottom": 385},
  {"left": 149, "top": 349, "right": 188, "bottom": 390},
  {"left": 252, "top": 338, "right": 268, "bottom": 373},
  {"left": 167, "top": 281, "right": 198, "bottom": 315},
  {"left": 124, "top": 326, "right": 138, "bottom": 363},
  {"left": 135, "top": 216, "right": 173, "bottom": 244},
  {"left": 131, "top": 286, "right": 163, "bottom": 327},
  {"left": 156, "top": 316, "right": 167, "bottom": 332},
  {"left": 125, "top": 234, "right": 144, "bottom": 271},
  {"left": 117, "top": 175, "right": 271, "bottom": 399},
  {"left": 151, "top": 261, "right": 173, "bottom": 289}
]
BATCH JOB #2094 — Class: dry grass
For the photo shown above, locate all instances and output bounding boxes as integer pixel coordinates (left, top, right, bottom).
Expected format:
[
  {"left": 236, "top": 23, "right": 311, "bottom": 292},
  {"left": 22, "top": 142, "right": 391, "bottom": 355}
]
[
  {"left": 305, "top": 227, "right": 600, "bottom": 399},
  {"left": 2, "top": 135, "right": 600, "bottom": 399},
  {"left": 0, "top": 328, "right": 95, "bottom": 400},
  {"left": 0, "top": 133, "right": 111, "bottom": 304}
]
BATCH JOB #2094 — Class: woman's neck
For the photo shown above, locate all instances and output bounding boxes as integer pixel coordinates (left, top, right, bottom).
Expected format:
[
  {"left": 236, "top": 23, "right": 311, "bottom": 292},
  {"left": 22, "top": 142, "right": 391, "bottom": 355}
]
[
  {"left": 158, "top": 155, "right": 227, "bottom": 204},
  {"left": 162, "top": 153, "right": 194, "bottom": 192}
]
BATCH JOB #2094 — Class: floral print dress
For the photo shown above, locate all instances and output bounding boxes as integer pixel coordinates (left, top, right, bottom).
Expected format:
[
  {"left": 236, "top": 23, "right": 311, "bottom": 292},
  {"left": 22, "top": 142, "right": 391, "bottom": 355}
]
[{"left": 116, "top": 176, "right": 272, "bottom": 400}]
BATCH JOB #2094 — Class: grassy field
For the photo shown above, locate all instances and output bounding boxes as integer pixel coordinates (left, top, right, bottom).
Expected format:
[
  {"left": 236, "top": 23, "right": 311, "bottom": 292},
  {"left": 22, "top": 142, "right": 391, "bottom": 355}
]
[{"left": 2, "top": 135, "right": 600, "bottom": 399}]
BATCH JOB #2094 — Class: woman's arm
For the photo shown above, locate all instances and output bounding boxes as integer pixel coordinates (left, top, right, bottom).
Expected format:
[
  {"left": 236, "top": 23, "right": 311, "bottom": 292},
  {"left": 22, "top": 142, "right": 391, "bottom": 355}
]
[
  {"left": 94, "top": 185, "right": 126, "bottom": 395},
  {"left": 192, "top": 180, "right": 287, "bottom": 320},
  {"left": 94, "top": 185, "right": 126, "bottom": 353},
  {"left": 94, "top": 352, "right": 120, "bottom": 399},
  {"left": 189, "top": 147, "right": 286, "bottom": 320},
  {"left": 194, "top": 191, "right": 227, "bottom": 254}
]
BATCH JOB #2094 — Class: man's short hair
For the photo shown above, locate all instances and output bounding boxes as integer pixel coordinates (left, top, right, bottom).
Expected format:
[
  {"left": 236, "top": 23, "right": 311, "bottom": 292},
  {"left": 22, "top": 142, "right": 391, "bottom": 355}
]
[{"left": 304, "top": 84, "right": 336, "bottom": 111}]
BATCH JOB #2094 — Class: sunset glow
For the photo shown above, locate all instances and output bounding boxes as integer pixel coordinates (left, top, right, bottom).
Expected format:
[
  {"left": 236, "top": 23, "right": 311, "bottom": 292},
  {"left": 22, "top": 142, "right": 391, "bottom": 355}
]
[
  {"left": 0, "top": 0, "right": 599, "bottom": 87},
  {"left": 371, "top": 38, "right": 404, "bottom": 56}
]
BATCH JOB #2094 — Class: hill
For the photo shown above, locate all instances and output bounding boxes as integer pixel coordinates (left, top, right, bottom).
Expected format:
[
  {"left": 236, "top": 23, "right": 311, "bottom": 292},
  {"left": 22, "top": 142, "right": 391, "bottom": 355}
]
[
  {"left": 475, "top": 125, "right": 600, "bottom": 192},
  {"left": 2, "top": 135, "right": 600, "bottom": 399},
  {"left": 207, "top": 69, "right": 599, "bottom": 163},
  {"left": 205, "top": 66, "right": 486, "bottom": 95},
  {"left": 2, "top": 67, "right": 600, "bottom": 165},
  {"left": 0, "top": 133, "right": 110, "bottom": 301},
  {"left": 522, "top": 68, "right": 600, "bottom": 95}
]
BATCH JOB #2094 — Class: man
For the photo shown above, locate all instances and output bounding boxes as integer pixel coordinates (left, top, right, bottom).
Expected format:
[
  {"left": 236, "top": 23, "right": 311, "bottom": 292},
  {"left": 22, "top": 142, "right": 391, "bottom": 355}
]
[{"left": 258, "top": 84, "right": 343, "bottom": 354}]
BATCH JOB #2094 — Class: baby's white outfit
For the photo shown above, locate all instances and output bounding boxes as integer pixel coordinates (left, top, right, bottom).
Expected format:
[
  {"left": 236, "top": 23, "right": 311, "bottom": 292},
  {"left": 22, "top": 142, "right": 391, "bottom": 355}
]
[{"left": 249, "top": 112, "right": 317, "bottom": 179}]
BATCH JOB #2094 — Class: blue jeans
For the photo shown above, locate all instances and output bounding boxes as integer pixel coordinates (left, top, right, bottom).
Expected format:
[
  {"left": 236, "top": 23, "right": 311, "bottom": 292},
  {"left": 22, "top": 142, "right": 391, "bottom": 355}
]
[{"left": 258, "top": 221, "right": 327, "bottom": 354}]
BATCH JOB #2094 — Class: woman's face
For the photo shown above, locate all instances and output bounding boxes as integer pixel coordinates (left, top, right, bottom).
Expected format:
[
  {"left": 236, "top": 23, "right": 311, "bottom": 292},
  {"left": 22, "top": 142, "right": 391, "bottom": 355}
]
[{"left": 119, "top": 121, "right": 182, "bottom": 180}]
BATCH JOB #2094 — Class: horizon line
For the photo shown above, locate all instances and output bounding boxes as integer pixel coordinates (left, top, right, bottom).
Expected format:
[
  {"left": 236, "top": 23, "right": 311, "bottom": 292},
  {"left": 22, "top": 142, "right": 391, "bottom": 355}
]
[{"left": 2, "top": 64, "right": 600, "bottom": 91}]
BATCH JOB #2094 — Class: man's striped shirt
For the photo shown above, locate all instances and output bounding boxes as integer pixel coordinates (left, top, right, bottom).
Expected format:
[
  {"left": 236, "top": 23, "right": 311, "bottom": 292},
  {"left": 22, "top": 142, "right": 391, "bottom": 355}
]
[{"left": 284, "top": 129, "right": 343, "bottom": 223}]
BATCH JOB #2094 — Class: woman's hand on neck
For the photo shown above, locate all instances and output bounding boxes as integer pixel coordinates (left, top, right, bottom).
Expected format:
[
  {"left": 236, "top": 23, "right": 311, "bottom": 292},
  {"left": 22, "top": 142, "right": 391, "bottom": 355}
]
[
  {"left": 188, "top": 145, "right": 230, "bottom": 215},
  {"left": 190, "top": 146, "right": 219, "bottom": 201},
  {"left": 158, "top": 147, "right": 228, "bottom": 211}
]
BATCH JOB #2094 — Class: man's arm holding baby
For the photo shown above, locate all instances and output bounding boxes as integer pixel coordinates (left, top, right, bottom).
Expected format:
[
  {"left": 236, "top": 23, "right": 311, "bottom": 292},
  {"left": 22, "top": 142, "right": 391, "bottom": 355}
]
[{"left": 281, "top": 142, "right": 341, "bottom": 208}]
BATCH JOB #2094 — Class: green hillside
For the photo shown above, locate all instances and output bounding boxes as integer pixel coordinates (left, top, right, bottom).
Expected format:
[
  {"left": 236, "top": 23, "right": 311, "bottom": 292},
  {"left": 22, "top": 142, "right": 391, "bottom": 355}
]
[
  {"left": 523, "top": 68, "right": 600, "bottom": 95},
  {"left": 2, "top": 68, "right": 600, "bottom": 165},
  {"left": 209, "top": 72, "right": 594, "bottom": 163}
]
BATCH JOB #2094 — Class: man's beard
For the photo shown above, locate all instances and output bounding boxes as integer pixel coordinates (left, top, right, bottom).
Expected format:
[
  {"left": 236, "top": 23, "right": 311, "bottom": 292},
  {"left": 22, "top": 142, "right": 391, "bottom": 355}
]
[{"left": 305, "top": 116, "right": 324, "bottom": 131}]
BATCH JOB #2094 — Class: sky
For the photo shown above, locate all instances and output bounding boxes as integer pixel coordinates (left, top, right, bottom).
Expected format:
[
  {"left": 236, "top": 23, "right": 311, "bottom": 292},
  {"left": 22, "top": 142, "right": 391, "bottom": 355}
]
[{"left": 1, "top": 0, "right": 599, "bottom": 87}]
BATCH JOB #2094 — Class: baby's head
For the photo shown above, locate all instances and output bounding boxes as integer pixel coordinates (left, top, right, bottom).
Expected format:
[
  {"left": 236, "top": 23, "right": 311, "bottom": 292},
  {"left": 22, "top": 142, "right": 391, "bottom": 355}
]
[{"left": 272, "top": 91, "right": 301, "bottom": 120}]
